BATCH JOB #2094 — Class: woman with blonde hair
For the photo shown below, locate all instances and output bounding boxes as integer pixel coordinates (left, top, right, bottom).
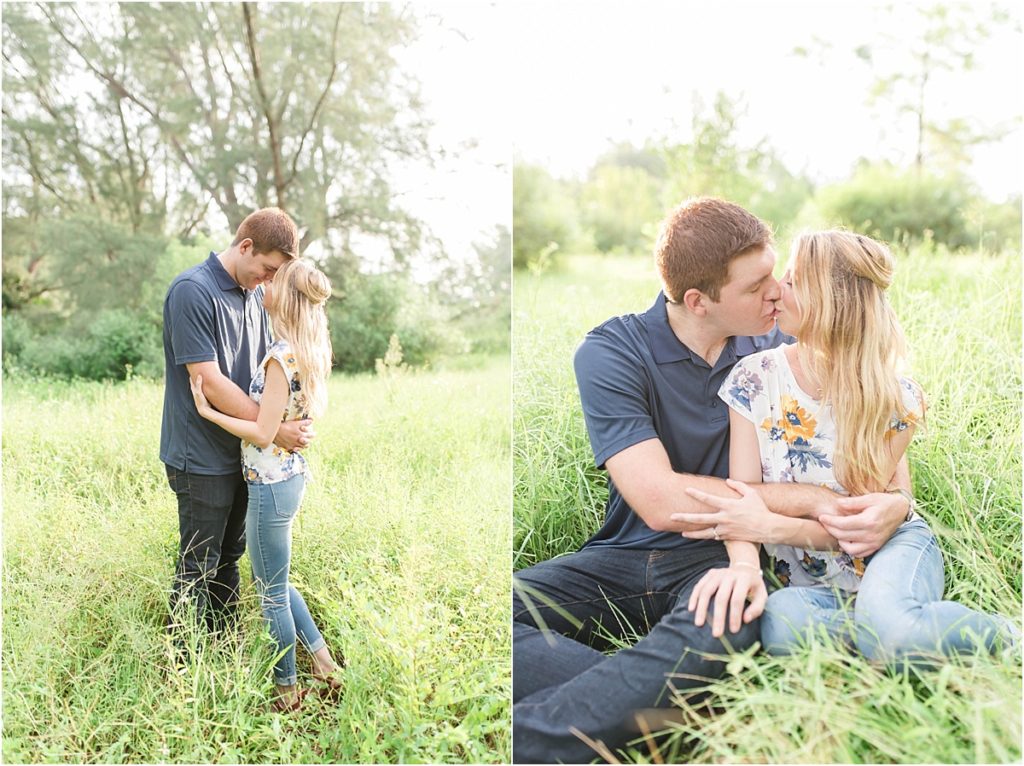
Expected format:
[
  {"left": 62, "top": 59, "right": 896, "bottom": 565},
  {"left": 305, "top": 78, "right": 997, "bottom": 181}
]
[
  {"left": 679, "top": 230, "right": 1015, "bottom": 661},
  {"left": 191, "top": 257, "right": 343, "bottom": 710}
]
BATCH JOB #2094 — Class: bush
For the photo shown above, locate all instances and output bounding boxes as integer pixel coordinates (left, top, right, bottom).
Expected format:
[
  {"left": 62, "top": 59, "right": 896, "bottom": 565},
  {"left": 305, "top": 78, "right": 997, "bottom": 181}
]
[
  {"left": 1, "top": 311, "right": 33, "bottom": 371},
  {"left": 579, "top": 164, "right": 662, "bottom": 255},
  {"left": 513, "top": 162, "right": 579, "bottom": 270},
  {"left": 964, "top": 194, "right": 1022, "bottom": 253},
  {"left": 813, "top": 164, "right": 977, "bottom": 249},
  {"left": 328, "top": 272, "right": 467, "bottom": 373},
  {"left": 9, "top": 309, "right": 163, "bottom": 381}
]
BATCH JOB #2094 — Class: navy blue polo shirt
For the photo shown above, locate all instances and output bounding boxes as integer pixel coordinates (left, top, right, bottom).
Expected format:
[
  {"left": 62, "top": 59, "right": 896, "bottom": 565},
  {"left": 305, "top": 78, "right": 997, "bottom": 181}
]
[
  {"left": 573, "top": 291, "right": 788, "bottom": 550},
  {"left": 160, "top": 252, "right": 271, "bottom": 475}
]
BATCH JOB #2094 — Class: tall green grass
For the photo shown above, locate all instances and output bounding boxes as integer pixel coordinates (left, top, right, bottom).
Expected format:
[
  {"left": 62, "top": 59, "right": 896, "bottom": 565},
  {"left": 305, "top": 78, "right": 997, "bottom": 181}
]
[
  {"left": 513, "top": 252, "right": 1021, "bottom": 763},
  {"left": 3, "top": 357, "right": 511, "bottom": 764}
]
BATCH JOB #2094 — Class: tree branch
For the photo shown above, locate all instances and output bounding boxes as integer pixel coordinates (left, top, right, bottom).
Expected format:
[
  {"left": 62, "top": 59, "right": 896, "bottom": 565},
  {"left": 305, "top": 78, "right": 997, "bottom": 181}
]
[
  {"left": 287, "top": 5, "right": 345, "bottom": 187},
  {"left": 242, "top": 2, "right": 286, "bottom": 209},
  {"left": 39, "top": 2, "right": 229, "bottom": 215}
]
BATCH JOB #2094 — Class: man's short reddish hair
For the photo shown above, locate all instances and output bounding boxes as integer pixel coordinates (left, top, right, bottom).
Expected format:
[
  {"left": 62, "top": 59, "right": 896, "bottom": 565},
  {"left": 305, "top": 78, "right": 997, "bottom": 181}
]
[
  {"left": 232, "top": 207, "right": 299, "bottom": 258},
  {"left": 654, "top": 197, "right": 772, "bottom": 302}
]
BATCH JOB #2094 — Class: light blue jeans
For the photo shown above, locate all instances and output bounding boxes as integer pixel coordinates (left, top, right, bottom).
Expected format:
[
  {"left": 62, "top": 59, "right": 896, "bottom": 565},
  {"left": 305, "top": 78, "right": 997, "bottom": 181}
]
[
  {"left": 247, "top": 474, "right": 326, "bottom": 685},
  {"left": 761, "top": 518, "right": 1017, "bottom": 662}
]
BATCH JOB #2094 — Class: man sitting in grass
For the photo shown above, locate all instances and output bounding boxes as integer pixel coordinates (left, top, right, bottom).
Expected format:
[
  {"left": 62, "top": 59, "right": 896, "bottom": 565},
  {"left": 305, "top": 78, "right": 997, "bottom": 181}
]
[{"left": 512, "top": 197, "right": 914, "bottom": 763}]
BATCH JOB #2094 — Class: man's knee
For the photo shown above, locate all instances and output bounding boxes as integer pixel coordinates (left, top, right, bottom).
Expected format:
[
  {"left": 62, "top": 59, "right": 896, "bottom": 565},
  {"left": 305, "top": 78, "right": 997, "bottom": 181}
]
[
  {"left": 177, "top": 538, "right": 221, "bottom": 577},
  {"left": 660, "top": 599, "right": 760, "bottom": 679},
  {"left": 697, "top": 608, "right": 760, "bottom": 655}
]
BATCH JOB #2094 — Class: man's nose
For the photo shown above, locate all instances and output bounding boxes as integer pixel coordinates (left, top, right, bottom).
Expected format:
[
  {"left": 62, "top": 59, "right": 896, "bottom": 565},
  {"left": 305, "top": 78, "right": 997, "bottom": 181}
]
[{"left": 765, "top": 278, "right": 781, "bottom": 301}]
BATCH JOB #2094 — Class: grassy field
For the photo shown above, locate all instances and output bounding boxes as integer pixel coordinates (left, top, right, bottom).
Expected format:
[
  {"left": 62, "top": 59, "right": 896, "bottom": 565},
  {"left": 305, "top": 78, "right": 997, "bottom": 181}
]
[
  {"left": 513, "top": 250, "right": 1022, "bottom": 763},
  {"left": 2, "top": 355, "right": 510, "bottom": 764}
]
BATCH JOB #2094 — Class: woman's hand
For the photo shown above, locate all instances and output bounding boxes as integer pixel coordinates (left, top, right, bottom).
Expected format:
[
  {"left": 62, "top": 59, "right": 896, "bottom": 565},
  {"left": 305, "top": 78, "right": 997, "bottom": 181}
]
[
  {"left": 819, "top": 492, "right": 909, "bottom": 557},
  {"left": 672, "top": 479, "right": 779, "bottom": 543},
  {"left": 190, "top": 374, "right": 214, "bottom": 419},
  {"left": 688, "top": 564, "right": 768, "bottom": 638}
]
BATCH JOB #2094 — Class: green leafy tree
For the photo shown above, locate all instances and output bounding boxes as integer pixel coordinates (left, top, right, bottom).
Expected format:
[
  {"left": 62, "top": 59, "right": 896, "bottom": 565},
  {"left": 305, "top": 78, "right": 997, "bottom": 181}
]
[
  {"left": 512, "top": 161, "right": 578, "bottom": 270},
  {"left": 579, "top": 164, "right": 662, "bottom": 255},
  {"left": 3, "top": 3, "right": 452, "bottom": 378},
  {"left": 3, "top": 3, "right": 432, "bottom": 314},
  {"left": 661, "top": 93, "right": 812, "bottom": 231},
  {"left": 12, "top": 2, "right": 430, "bottom": 247}
]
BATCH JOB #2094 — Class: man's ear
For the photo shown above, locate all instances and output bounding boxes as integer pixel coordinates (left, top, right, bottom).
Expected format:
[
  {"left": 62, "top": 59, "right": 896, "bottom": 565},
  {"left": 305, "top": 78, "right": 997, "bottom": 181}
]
[
  {"left": 681, "top": 288, "right": 709, "bottom": 317},
  {"left": 237, "top": 237, "right": 254, "bottom": 256}
]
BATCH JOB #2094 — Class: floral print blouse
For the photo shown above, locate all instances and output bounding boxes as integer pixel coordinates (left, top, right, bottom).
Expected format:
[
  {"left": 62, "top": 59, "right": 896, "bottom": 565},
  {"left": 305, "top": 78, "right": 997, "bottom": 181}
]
[
  {"left": 241, "top": 339, "right": 309, "bottom": 484},
  {"left": 719, "top": 345, "right": 925, "bottom": 593}
]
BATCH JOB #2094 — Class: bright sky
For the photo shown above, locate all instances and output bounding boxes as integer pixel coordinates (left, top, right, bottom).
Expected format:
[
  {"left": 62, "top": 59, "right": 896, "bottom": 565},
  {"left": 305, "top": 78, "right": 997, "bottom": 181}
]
[
  {"left": 506, "top": 0, "right": 1022, "bottom": 201},
  {"left": 13, "top": 3, "right": 1015, "bottom": 268},
  {"left": 378, "top": 3, "right": 510, "bottom": 272},
  {"left": 16, "top": 3, "right": 512, "bottom": 271}
]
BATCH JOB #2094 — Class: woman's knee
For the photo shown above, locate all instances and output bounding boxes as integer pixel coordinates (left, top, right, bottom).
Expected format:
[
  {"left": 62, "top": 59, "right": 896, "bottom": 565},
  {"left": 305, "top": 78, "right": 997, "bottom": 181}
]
[
  {"left": 761, "top": 589, "right": 815, "bottom": 655},
  {"left": 255, "top": 580, "right": 291, "bottom": 613},
  {"left": 853, "top": 599, "right": 936, "bottom": 661}
]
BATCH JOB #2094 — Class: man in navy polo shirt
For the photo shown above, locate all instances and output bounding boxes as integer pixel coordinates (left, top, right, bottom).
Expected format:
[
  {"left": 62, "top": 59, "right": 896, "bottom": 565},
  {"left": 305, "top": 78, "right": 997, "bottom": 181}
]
[
  {"left": 512, "top": 198, "right": 913, "bottom": 763},
  {"left": 161, "top": 207, "right": 313, "bottom": 636}
]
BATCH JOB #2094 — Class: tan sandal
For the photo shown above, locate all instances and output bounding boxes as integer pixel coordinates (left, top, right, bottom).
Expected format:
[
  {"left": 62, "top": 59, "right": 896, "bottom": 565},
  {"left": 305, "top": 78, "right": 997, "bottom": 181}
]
[
  {"left": 312, "top": 670, "right": 345, "bottom": 698},
  {"left": 271, "top": 687, "right": 308, "bottom": 713}
]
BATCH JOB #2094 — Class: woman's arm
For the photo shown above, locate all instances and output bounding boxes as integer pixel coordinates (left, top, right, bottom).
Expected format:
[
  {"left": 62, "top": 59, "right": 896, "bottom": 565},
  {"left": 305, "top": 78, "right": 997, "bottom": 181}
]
[
  {"left": 682, "top": 425, "right": 920, "bottom": 553},
  {"left": 190, "top": 359, "right": 290, "bottom": 449},
  {"left": 186, "top": 359, "right": 313, "bottom": 453},
  {"left": 688, "top": 409, "right": 767, "bottom": 637},
  {"left": 676, "top": 408, "right": 840, "bottom": 550},
  {"left": 724, "top": 406, "right": 765, "bottom": 566}
]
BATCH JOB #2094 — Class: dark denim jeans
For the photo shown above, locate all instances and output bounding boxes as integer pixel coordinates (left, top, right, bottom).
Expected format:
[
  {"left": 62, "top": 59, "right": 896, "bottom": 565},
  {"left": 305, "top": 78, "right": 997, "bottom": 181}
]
[
  {"left": 513, "top": 544, "right": 759, "bottom": 764},
  {"left": 166, "top": 466, "right": 247, "bottom": 632}
]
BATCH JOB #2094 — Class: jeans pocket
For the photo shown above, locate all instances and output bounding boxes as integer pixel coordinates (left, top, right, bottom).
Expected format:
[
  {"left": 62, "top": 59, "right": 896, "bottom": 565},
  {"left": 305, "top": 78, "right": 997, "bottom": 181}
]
[
  {"left": 267, "top": 479, "right": 302, "bottom": 520},
  {"left": 166, "top": 467, "right": 182, "bottom": 494}
]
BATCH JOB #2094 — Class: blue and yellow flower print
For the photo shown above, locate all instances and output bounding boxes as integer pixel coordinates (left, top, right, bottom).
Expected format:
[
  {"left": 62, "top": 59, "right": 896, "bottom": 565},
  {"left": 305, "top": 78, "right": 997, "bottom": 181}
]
[
  {"left": 800, "top": 551, "right": 829, "bottom": 578},
  {"left": 888, "top": 378, "right": 925, "bottom": 435},
  {"left": 760, "top": 395, "right": 833, "bottom": 472},
  {"left": 772, "top": 558, "right": 792, "bottom": 588},
  {"left": 727, "top": 367, "right": 764, "bottom": 412},
  {"left": 240, "top": 339, "right": 310, "bottom": 485}
]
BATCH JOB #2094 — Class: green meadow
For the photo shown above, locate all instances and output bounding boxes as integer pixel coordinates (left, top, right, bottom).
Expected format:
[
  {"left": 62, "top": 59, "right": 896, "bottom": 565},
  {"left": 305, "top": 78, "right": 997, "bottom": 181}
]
[
  {"left": 514, "top": 250, "right": 1022, "bottom": 763},
  {"left": 3, "top": 356, "right": 511, "bottom": 764}
]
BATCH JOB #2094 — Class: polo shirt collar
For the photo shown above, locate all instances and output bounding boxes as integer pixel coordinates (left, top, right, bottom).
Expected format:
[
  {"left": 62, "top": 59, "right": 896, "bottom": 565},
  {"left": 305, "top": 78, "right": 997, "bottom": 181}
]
[
  {"left": 207, "top": 251, "right": 243, "bottom": 292},
  {"left": 644, "top": 291, "right": 759, "bottom": 370},
  {"left": 644, "top": 291, "right": 702, "bottom": 365}
]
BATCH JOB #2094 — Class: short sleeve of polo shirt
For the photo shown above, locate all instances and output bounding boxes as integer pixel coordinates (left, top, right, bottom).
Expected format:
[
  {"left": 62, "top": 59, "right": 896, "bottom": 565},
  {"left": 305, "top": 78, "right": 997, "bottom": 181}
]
[
  {"left": 166, "top": 279, "right": 218, "bottom": 366},
  {"left": 574, "top": 330, "right": 659, "bottom": 469}
]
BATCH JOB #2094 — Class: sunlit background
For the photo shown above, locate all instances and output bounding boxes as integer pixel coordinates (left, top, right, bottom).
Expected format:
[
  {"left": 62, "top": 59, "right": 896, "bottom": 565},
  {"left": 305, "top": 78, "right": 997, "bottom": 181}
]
[
  {"left": 509, "top": 0, "right": 1022, "bottom": 268},
  {"left": 2, "top": 2, "right": 510, "bottom": 378}
]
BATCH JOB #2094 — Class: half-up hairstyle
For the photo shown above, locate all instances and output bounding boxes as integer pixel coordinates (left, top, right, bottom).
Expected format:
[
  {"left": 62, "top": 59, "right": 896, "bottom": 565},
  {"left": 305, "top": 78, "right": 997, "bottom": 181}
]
[
  {"left": 263, "top": 258, "right": 333, "bottom": 418},
  {"left": 790, "top": 231, "right": 912, "bottom": 495}
]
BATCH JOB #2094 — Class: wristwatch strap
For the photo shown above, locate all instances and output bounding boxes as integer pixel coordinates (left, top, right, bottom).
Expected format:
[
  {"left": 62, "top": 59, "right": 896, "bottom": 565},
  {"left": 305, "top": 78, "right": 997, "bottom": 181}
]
[{"left": 887, "top": 487, "right": 916, "bottom": 522}]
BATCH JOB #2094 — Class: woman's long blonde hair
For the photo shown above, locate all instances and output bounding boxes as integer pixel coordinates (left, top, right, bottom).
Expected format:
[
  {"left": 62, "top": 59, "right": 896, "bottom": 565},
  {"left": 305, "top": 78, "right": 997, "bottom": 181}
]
[
  {"left": 263, "top": 258, "right": 333, "bottom": 418},
  {"left": 790, "top": 230, "right": 910, "bottom": 495}
]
